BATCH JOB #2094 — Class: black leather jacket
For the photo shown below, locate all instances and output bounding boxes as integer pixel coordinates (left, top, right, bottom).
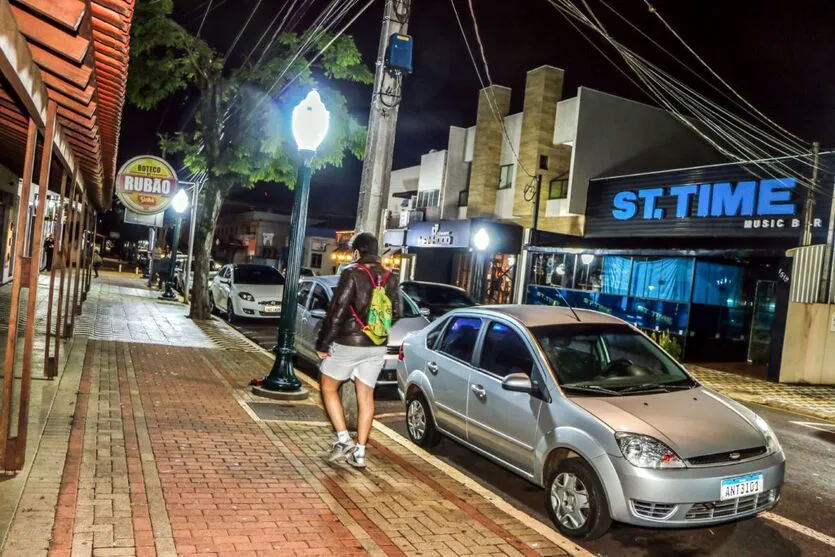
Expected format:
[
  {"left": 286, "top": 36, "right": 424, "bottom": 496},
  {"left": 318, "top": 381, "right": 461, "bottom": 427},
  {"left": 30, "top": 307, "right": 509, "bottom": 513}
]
[{"left": 316, "top": 255, "right": 402, "bottom": 352}]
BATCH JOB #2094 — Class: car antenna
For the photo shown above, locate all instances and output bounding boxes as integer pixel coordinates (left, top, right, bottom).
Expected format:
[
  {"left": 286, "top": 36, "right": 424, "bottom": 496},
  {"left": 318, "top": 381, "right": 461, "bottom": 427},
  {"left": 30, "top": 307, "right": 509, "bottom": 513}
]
[{"left": 554, "top": 291, "right": 581, "bottom": 322}]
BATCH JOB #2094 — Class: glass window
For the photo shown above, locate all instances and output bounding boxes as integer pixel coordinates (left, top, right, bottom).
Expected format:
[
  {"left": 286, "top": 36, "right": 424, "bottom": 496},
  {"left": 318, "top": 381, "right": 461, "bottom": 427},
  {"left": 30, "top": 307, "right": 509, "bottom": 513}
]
[
  {"left": 498, "top": 164, "right": 514, "bottom": 189},
  {"left": 539, "top": 155, "right": 549, "bottom": 170},
  {"left": 309, "top": 285, "right": 329, "bottom": 311},
  {"left": 692, "top": 261, "right": 744, "bottom": 307},
  {"left": 297, "top": 282, "right": 312, "bottom": 307},
  {"left": 548, "top": 178, "right": 568, "bottom": 200},
  {"left": 437, "top": 316, "right": 482, "bottom": 362},
  {"left": 234, "top": 266, "right": 285, "bottom": 285},
  {"left": 458, "top": 190, "right": 469, "bottom": 207},
  {"left": 479, "top": 322, "right": 534, "bottom": 378},
  {"left": 310, "top": 253, "right": 323, "bottom": 269},
  {"left": 416, "top": 189, "right": 440, "bottom": 208},
  {"left": 424, "top": 285, "right": 475, "bottom": 308},
  {"left": 629, "top": 257, "right": 693, "bottom": 303},
  {"left": 533, "top": 324, "right": 690, "bottom": 391},
  {"left": 601, "top": 256, "right": 631, "bottom": 295},
  {"left": 426, "top": 320, "right": 444, "bottom": 349}
]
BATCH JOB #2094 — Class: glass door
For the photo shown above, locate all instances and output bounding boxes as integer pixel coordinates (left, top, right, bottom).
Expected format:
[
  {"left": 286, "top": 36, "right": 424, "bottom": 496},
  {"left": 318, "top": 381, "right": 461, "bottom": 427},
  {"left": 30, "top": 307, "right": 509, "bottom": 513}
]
[{"left": 747, "top": 280, "right": 777, "bottom": 364}]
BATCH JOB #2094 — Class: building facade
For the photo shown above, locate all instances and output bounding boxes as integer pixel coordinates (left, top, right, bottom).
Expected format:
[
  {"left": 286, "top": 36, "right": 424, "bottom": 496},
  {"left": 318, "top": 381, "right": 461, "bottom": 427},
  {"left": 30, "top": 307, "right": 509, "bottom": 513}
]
[{"left": 385, "top": 65, "right": 723, "bottom": 302}]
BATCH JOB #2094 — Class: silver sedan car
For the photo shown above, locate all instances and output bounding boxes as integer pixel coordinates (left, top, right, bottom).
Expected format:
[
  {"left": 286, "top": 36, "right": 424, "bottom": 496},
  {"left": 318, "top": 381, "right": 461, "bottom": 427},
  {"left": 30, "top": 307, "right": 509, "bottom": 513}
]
[
  {"left": 396, "top": 305, "right": 785, "bottom": 539},
  {"left": 294, "top": 276, "right": 430, "bottom": 385}
]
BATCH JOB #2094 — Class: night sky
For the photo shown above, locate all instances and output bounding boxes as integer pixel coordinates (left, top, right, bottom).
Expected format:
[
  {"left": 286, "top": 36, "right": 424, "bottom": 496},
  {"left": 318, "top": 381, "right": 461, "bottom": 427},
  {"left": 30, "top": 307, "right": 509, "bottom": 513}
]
[{"left": 116, "top": 0, "right": 835, "bottom": 230}]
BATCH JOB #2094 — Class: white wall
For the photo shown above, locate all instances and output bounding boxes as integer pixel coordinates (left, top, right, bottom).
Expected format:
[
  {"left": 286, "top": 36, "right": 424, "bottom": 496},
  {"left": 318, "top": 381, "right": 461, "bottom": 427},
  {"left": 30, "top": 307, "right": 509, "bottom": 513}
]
[
  {"left": 418, "top": 150, "right": 447, "bottom": 192},
  {"left": 553, "top": 97, "right": 579, "bottom": 146},
  {"left": 567, "top": 87, "right": 723, "bottom": 215},
  {"left": 388, "top": 165, "right": 420, "bottom": 213},
  {"left": 464, "top": 126, "right": 476, "bottom": 163},
  {"left": 441, "top": 127, "right": 469, "bottom": 220}
]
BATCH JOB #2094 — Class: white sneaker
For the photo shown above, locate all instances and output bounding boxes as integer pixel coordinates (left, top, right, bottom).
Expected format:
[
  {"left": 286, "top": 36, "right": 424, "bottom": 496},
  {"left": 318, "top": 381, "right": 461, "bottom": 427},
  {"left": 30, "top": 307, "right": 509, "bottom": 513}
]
[
  {"left": 328, "top": 439, "right": 356, "bottom": 462},
  {"left": 346, "top": 447, "right": 366, "bottom": 469}
]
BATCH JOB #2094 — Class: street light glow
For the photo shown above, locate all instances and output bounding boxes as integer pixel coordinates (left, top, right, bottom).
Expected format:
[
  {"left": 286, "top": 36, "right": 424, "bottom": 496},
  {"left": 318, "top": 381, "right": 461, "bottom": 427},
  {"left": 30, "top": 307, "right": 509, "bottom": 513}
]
[
  {"left": 473, "top": 228, "right": 490, "bottom": 251},
  {"left": 172, "top": 188, "right": 189, "bottom": 214},
  {"left": 292, "top": 90, "right": 330, "bottom": 152}
]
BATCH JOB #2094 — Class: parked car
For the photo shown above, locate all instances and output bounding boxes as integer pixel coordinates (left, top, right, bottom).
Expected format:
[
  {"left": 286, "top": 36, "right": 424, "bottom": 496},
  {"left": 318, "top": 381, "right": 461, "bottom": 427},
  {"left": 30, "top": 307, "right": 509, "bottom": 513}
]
[
  {"left": 400, "top": 280, "right": 476, "bottom": 320},
  {"left": 294, "top": 275, "right": 430, "bottom": 385},
  {"left": 397, "top": 305, "right": 785, "bottom": 539},
  {"left": 209, "top": 264, "right": 285, "bottom": 323},
  {"left": 300, "top": 267, "right": 319, "bottom": 277},
  {"left": 174, "top": 257, "right": 222, "bottom": 294}
]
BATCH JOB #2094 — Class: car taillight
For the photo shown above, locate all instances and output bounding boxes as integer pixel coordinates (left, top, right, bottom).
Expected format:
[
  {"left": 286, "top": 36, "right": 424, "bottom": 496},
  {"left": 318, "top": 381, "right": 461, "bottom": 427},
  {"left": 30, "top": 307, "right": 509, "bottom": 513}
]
[{"left": 398, "top": 346, "right": 405, "bottom": 361}]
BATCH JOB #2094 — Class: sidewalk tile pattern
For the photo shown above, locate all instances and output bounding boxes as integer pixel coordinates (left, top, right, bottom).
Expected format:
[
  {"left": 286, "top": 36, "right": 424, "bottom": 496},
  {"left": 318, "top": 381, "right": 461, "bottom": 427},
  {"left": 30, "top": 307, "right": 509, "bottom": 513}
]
[{"left": 690, "top": 366, "right": 835, "bottom": 421}]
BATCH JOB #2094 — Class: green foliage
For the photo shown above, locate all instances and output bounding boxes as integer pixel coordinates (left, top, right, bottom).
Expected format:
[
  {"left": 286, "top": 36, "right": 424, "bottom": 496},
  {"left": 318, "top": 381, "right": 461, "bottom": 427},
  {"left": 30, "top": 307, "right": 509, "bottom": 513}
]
[
  {"left": 125, "top": 1, "right": 373, "bottom": 318},
  {"left": 652, "top": 330, "right": 683, "bottom": 361}
]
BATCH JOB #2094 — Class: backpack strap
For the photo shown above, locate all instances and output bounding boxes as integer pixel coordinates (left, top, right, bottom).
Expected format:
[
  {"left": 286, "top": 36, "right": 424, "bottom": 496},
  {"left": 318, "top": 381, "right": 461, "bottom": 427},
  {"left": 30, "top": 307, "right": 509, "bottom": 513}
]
[
  {"left": 349, "top": 305, "right": 366, "bottom": 327},
  {"left": 356, "top": 263, "right": 391, "bottom": 287}
]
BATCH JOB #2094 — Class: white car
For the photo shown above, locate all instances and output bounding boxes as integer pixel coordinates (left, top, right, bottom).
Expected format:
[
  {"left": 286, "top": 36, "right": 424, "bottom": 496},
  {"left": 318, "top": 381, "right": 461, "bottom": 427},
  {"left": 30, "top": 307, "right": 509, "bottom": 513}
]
[{"left": 209, "top": 264, "right": 285, "bottom": 323}]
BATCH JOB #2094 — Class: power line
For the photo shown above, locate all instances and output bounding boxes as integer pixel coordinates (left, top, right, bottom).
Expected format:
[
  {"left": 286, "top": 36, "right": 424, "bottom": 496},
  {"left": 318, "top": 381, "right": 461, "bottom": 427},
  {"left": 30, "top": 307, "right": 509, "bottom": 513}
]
[{"left": 196, "top": 0, "right": 214, "bottom": 38}]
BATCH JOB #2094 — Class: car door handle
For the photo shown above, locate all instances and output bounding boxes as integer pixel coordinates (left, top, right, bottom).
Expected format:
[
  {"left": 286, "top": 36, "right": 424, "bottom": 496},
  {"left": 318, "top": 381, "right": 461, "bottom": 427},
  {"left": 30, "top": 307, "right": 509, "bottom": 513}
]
[
  {"left": 427, "top": 362, "right": 439, "bottom": 374},
  {"left": 471, "top": 384, "right": 487, "bottom": 399}
]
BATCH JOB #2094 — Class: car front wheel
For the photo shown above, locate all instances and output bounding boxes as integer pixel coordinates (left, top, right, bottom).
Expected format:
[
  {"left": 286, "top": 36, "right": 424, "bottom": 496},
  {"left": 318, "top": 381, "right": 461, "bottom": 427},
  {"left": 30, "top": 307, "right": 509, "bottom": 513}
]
[
  {"left": 405, "top": 392, "right": 441, "bottom": 448},
  {"left": 546, "top": 458, "right": 612, "bottom": 540},
  {"left": 227, "top": 299, "right": 237, "bottom": 324}
]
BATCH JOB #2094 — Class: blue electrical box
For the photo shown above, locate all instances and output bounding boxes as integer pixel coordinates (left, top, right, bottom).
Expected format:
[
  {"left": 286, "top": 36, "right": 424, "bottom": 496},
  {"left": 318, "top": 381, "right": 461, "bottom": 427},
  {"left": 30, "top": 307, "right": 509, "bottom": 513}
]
[{"left": 385, "top": 33, "right": 413, "bottom": 74}]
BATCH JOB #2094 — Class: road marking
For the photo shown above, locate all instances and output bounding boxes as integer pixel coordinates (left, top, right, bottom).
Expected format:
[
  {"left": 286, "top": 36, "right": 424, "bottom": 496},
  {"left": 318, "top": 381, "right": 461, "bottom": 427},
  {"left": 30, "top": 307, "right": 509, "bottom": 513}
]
[
  {"left": 762, "top": 512, "right": 835, "bottom": 548},
  {"left": 789, "top": 420, "right": 835, "bottom": 433},
  {"left": 374, "top": 412, "right": 406, "bottom": 419}
]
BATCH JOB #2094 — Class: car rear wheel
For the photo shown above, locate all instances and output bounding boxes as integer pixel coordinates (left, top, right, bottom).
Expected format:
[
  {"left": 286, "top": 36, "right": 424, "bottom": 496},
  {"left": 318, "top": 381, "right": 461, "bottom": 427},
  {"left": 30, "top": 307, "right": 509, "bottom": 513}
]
[
  {"left": 405, "top": 392, "right": 440, "bottom": 448},
  {"left": 546, "top": 458, "right": 612, "bottom": 540}
]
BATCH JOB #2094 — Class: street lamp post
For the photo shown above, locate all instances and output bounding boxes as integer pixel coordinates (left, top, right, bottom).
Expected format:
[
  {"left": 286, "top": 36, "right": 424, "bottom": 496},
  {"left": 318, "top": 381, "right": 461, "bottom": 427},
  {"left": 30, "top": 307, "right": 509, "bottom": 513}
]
[
  {"left": 256, "top": 91, "right": 330, "bottom": 398},
  {"left": 160, "top": 189, "right": 189, "bottom": 300}
]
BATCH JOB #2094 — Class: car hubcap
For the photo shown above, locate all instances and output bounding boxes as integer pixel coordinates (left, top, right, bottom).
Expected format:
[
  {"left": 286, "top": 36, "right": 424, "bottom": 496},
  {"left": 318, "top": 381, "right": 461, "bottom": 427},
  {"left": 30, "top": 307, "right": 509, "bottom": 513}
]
[
  {"left": 551, "top": 472, "right": 591, "bottom": 530},
  {"left": 407, "top": 400, "right": 426, "bottom": 440}
]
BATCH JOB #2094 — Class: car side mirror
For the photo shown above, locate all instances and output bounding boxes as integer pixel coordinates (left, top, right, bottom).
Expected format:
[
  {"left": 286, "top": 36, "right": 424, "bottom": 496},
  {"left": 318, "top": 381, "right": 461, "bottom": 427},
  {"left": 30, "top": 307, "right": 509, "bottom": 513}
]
[
  {"left": 309, "top": 308, "right": 327, "bottom": 319},
  {"left": 501, "top": 372, "right": 535, "bottom": 395},
  {"left": 419, "top": 307, "right": 431, "bottom": 318}
]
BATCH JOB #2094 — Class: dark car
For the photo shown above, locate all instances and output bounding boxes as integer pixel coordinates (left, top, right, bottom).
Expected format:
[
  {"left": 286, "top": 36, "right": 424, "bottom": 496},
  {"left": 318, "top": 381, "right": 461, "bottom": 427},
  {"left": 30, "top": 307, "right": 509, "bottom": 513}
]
[{"left": 400, "top": 280, "right": 476, "bottom": 320}]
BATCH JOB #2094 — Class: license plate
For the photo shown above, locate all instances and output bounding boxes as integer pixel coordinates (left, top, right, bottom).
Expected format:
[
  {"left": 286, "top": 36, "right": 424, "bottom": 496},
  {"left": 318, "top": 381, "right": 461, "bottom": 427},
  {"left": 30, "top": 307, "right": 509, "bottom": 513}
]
[
  {"left": 262, "top": 306, "right": 281, "bottom": 313},
  {"left": 720, "top": 473, "right": 764, "bottom": 501}
]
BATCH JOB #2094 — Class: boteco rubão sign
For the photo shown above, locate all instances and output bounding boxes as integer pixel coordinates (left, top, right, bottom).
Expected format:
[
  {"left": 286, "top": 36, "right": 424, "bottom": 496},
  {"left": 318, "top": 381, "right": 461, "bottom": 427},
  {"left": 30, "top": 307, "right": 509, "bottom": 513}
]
[{"left": 115, "top": 155, "right": 179, "bottom": 215}]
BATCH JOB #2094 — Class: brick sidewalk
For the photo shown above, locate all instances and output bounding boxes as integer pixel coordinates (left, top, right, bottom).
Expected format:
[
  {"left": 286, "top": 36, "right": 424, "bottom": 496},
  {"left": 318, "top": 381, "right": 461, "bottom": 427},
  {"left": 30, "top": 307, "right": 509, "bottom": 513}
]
[{"left": 1, "top": 275, "right": 583, "bottom": 557}]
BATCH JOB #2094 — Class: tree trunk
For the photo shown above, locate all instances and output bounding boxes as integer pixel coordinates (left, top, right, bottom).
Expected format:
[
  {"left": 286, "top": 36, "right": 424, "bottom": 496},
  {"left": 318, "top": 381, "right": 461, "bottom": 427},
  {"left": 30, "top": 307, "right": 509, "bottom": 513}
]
[{"left": 188, "top": 185, "right": 224, "bottom": 320}]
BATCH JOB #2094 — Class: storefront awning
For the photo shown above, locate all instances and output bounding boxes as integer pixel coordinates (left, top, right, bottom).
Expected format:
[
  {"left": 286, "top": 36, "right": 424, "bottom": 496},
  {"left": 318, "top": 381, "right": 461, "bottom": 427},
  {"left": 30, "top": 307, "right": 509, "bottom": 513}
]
[{"left": 0, "top": 0, "right": 134, "bottom": 210}]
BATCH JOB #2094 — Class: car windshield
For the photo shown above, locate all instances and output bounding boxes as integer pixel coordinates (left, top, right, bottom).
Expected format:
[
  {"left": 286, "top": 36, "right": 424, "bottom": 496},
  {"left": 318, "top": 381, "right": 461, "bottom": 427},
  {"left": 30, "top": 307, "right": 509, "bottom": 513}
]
[
  {"left": 401, "top": 292, "right": 420, "bottom": 318},
  {"left": 532, "top": 324, "right": 693, "bottom": 393},
  {"left": 234, "top": 267, "right": 285, "bottom": 285},
  {"left": 421, "top": 285, "right": 475, "bottom": 308}
]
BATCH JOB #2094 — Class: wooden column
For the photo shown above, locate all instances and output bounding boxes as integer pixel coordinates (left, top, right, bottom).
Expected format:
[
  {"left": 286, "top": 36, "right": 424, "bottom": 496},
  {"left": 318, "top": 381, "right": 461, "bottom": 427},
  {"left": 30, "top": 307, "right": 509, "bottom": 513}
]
[
  {"left": 0, "top": 100, "right": 55, "bottom": 470},
  {"left": 72, "top": 198, "right": 86, "bottom": 316},
  {"left": 84, "top": 212, "right": 96, "bottom": 294},
  {"left": 55, "top": 174, "right": 77, "bottom": 356},
  {"left": 43, "top": 172, "right": 68, "bottom": 379},
  {"left": 62, "top": 189, "right": 79, "bottom": 339}
]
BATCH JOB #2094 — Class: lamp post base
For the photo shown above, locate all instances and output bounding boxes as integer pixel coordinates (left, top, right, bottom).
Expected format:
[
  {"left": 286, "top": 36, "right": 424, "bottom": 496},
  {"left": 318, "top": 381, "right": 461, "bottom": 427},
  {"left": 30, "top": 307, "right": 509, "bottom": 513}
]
[
  {"left": 159, "top": 281, "right": 178, "bottom": 300},
  {"left": 251, "top": 385, "right": 310, "bottom": 401}
]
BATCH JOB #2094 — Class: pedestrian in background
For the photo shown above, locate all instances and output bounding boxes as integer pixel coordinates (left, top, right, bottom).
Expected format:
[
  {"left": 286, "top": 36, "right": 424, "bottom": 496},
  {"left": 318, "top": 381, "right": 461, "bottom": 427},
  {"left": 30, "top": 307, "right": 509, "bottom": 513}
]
[
  {"left": 43, "top": 235, "right": 54, "bottom": 271},
  {"left": 315, "top": 232, "right": 401, "bottom": 468},
  {"left": 92, "top": 248, "right": 102, "bottom": 278}
]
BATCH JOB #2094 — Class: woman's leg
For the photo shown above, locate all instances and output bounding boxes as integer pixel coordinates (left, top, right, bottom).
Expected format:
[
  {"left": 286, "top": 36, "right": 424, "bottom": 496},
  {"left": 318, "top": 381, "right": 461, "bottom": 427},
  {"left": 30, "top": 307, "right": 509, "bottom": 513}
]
[
  {"left": 320, "top": 374, "right": 347, "bottom": 433},
  {"left": 354, "top": 380, "right": 375, "bottom": 446}
]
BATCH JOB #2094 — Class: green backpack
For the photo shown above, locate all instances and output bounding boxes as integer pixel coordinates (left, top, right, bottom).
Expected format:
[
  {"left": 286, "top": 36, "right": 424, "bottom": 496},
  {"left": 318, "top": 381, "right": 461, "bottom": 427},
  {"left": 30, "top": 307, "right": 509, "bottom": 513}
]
[{"left": 350, "top": 264, "right": 393, "bottom": 345}]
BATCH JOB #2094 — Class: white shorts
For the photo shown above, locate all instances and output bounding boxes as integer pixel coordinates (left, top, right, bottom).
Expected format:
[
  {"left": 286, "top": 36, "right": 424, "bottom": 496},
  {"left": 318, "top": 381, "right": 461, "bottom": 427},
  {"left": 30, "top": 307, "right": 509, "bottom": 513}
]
[{"left": 320, "top": 343, "right": 387, "bottom": 388}]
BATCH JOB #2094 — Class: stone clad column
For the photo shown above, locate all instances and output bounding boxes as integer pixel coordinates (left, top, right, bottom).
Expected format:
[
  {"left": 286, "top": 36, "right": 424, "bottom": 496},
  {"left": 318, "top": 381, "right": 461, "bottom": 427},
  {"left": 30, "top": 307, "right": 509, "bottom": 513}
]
[{"left": 467, "top": 85, "right": 512, "bottom": 217}]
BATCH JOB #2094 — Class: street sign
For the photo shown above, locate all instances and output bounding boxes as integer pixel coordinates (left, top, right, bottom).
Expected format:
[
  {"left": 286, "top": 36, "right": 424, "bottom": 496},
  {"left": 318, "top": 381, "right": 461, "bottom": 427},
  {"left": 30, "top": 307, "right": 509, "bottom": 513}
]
[
  {"left": 124, "top": 209, "right": 164, "bottom": 228},
  {"left": 115, "top": 155, "right": 179, "bottom": 215}
]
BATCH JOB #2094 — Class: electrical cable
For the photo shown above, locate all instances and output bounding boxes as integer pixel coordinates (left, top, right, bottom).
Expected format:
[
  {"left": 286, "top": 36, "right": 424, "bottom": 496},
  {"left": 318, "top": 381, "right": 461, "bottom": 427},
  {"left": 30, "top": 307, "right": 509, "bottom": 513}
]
[
  {"left": 223, "top": 0, "right": 266, "bottom": 64},
  {"left": 196, "top": 0, "right": 214, "bottom": 38},
  {"left": 544, "top": 0, "right": 828, "bottom": 197}
]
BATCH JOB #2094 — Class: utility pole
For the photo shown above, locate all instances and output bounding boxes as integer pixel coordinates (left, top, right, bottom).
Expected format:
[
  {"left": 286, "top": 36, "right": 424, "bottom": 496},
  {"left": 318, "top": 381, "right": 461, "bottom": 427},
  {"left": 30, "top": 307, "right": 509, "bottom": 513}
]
[
  {"left": 354, "top": 0, "right": 412, "bottom": 238},
  {"left": 801, "top": 141, "right": 821, "bottom": 246}
]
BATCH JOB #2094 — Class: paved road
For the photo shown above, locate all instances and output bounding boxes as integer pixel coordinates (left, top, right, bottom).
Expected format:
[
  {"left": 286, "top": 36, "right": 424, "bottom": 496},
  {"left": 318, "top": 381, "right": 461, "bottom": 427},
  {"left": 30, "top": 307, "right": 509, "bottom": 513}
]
[{"left": 235, "top": 319, "right": 835, "bottom": 557}]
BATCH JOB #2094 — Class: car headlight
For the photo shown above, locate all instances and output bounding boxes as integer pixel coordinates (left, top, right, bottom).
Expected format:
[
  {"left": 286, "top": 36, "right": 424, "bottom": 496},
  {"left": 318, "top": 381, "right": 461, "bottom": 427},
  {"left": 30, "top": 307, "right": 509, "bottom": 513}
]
[
  {"left": 238, "top": 292, "right": 255, "bottom": 302},
  {"left": 615, "top": 433, "right": 686, "bottom": 469},
  {"left": 753, "top": 414, "right": 783, "bottom": 454}
]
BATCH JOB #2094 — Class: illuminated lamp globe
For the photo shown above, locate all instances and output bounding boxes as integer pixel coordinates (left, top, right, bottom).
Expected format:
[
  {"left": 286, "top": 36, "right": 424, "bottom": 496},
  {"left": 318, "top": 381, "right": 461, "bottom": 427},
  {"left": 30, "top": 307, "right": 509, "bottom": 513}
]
[
  {"left": 581, "top": 253, "right": 595, "bottom": 265},
  {"left": 172, "top": 188, "right": 189, "bottom": 214},
  {"left": 473, "top": 228, "right": 490, "bottom": 251},
  {"left": 292, "top": 90, "right": 330, "bottom": 152}
]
